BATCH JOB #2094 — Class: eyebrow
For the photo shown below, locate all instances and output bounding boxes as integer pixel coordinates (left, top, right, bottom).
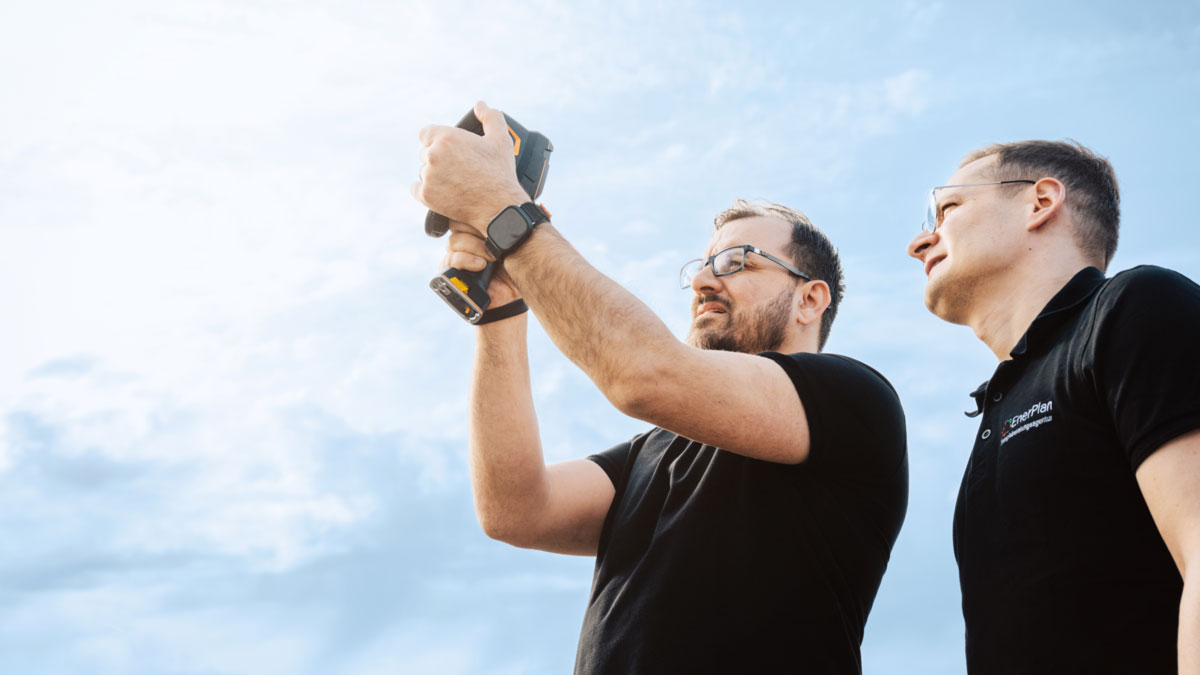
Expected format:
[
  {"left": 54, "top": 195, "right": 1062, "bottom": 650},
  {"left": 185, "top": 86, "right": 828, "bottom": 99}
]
[{"left": 935, "top": 188, "right": 969, "bottom": 207}]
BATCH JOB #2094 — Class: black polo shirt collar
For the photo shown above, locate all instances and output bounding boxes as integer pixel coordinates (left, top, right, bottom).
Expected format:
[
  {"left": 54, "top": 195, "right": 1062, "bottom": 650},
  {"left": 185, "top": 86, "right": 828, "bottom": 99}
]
[
  {"left": 965, "top": 266, "right": 1106, "bottom": 417},
  {"left": 1008, "top": 266, "right": 1106, "bottom": 359}
]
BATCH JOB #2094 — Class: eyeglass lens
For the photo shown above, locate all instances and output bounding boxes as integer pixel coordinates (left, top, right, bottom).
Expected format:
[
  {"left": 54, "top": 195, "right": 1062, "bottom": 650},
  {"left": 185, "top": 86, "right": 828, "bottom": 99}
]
[
  {"left": 713, "top": 248, "right": 746, "bottom": 275},
  {"left": 925, "top": 190, "right": 939, "bottom": 232},
  {"left": 680, "top": 260, "right": 701, "bottom": 288},
  {"left": 680, "top": 247, "right": 750, "bottom": 287}
]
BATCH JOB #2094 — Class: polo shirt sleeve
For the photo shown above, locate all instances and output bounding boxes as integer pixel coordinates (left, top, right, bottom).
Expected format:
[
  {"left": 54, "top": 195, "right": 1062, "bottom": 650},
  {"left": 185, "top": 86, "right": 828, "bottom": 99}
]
[
  {"left": 759, "top": 352, "right": 908, "bottom": 479},
  {"left": 587, "top": 432, "right": 645, "bottom": 489},
  {"left": 1088, "top": 265, "right": 1200, "bottom": 470}
]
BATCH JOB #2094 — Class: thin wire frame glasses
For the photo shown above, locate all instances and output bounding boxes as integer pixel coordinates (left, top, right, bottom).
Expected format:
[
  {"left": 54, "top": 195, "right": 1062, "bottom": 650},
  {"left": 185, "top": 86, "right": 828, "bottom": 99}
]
[
  {"left": 922, "top": 180, "right": 1036, "bottom": 233},
  {"left": 679, "top": 245, "right": 811, "bottom": 289}
]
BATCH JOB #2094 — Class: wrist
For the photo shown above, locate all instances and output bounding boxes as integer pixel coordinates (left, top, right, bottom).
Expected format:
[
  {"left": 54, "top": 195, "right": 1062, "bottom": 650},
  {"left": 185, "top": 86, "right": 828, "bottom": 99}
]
[
  {"left": 472, "top": 190, "right": 530, "bottom": 234},
  {"left": 489, "top": 285, "right": 523, "bottom": 307},
  {"left": 484, "top": 202, "right": 550, "bottom": 260},
  {"left": 475, "top": 298, "right": 529, "bottom": 326}
]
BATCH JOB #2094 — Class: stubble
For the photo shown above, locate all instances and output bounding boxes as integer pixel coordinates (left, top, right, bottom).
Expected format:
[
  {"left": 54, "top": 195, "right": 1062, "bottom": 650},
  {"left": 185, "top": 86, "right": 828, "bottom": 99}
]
[{"left": 686, "top": 287, "right": 793, "bottom": 354}]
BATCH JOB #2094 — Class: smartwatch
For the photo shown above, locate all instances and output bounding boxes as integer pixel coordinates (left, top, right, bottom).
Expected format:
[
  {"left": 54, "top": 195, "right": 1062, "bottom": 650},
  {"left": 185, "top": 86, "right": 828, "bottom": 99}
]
[{"left": 485, "top": 202, "right": 550, "bottom": 258}]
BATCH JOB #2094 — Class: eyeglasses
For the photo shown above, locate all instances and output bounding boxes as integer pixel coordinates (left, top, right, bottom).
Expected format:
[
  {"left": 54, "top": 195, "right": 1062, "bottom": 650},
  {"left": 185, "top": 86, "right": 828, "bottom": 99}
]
[
  {"left": 922, "top": 180, "right": 1036, "bottom": 233},
  {"left": 679, "top": 245, "right": 811, "bottom": 289}
]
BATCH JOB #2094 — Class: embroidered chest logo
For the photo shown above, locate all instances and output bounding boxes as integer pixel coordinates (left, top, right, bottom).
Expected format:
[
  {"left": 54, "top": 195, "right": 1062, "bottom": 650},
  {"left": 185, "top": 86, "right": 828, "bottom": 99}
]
[{"left": 1000, "top": 399, "right": 1054, "bottom": 445}]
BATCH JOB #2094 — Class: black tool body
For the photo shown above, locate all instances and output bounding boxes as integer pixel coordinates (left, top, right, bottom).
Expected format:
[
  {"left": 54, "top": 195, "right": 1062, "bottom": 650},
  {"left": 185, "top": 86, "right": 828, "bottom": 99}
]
[{"left": 425, "top": 110, "right": 552, "bottom": 323}]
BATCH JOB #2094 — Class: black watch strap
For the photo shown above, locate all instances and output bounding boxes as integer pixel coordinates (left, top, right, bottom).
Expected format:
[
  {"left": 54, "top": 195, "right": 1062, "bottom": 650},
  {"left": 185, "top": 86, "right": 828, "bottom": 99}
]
[
  {"left": 475, "top": 298, "right": 528, "bottom": 325},
  {"left": 518, "top": 201, "right": 550, "bottom": 222},
  {"left": 485, "top": 202, "right": 550, "bottom": 259}
]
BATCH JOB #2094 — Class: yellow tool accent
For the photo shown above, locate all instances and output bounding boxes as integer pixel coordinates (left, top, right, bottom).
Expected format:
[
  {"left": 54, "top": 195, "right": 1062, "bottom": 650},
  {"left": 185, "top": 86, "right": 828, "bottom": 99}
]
[
  {"left": 508, "top": 126, "right": 521, "bottom": 156},
  {"left": 450, "top": 277, "right": 468, "bottom": 292}
]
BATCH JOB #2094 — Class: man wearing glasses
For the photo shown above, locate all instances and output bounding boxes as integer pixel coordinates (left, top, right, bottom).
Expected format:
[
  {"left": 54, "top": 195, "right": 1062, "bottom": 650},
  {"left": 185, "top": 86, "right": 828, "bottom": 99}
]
[
  {"left": 907, "top": 140, "right": 1200, "bottom": 673},
  {"left": 414, "top": 102, "right": 908, "bottom": 674}
]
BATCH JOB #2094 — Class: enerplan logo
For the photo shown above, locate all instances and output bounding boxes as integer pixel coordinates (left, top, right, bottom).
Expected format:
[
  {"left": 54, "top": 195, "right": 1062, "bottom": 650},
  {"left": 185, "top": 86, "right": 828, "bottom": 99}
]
[{"left": 1000, "top": 400, "right": 1054, "bottom": 445}]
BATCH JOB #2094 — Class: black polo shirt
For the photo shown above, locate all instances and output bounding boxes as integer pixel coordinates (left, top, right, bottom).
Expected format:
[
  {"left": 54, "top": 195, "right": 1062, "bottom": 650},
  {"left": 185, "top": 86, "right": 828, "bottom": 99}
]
[
  {"left": 577, "top": 353, "right": 908, "bottom": 674},
  {"left": 955, "top": 265, "right": 1200, "bottom": 673}
]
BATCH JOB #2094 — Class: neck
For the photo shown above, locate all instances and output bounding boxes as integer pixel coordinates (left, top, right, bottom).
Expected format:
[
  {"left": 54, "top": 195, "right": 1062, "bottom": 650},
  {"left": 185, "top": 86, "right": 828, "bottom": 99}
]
[
  {"left": 968, "top": 262, "right": 1090, "bottom": 361},
  {"left": 777, "top": 327, "right": 820, "bottom": 355}
]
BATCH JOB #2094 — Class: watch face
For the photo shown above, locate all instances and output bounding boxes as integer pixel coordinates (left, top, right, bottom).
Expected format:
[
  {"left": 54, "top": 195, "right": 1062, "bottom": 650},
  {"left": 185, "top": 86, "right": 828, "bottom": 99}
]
[{"left": 490, "top": 207, "right": 530, "bottom": 251}]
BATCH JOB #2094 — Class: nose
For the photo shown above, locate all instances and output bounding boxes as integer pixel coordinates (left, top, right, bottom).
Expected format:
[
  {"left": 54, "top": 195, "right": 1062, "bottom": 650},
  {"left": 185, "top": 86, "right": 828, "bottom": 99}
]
[
  {"left": 907, "top": 229, "right": 937, "bottom": 262},
  {"left": 690, "top": 260, "right": 725, "bottom": 295}
]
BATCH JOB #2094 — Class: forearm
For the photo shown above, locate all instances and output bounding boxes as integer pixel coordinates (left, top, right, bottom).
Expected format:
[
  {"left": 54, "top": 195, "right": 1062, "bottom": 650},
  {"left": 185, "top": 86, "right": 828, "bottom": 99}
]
[
  {"left": 504, "top": 224, "right": 681, "bottom": 410},
  {"left": 1182, "top": 574, "right": 1200, "bottom": 674},
  {"left": 468, "top": 315, "right": 550, "bottom": 542}
]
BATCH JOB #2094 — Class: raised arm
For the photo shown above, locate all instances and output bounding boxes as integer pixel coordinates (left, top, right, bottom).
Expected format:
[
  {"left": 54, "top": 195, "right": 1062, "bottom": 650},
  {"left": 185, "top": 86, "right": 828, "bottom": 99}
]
[
  {"left": 416, "top": 103, "right": 814, "bottom": 465},
  {"left": 444, "top": 224, "right": 613, "bottom": 556},
  {"left": 504, "top": 225, "right": 812, "bottom": 464}
]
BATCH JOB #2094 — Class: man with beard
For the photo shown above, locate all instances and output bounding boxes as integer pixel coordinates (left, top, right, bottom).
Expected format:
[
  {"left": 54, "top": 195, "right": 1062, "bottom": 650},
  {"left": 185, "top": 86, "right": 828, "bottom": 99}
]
[
  {"left": 414, "top": 102, "right": 908, "bottom": 674},
  {"left": 906, "top": 140, "right": 1200, "bottom": 672}
]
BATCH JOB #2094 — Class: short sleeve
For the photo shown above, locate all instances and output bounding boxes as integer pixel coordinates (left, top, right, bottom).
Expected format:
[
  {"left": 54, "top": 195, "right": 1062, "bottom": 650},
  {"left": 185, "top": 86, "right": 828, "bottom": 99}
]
[
  {"left": 587, "top": 434, "right": 641, "bottom": 490},
  {"left": 1088, "top": 266, "right": 1200, "bottom": 470},
  {"left": 758, "top": 352, "right": 907, "bottom": 479}
]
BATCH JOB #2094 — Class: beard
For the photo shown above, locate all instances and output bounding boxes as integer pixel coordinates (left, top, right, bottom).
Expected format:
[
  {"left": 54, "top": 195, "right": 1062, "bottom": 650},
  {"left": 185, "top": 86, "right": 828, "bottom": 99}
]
[{"left": 685, "top": 286, "right": 793, "bottom": 354}]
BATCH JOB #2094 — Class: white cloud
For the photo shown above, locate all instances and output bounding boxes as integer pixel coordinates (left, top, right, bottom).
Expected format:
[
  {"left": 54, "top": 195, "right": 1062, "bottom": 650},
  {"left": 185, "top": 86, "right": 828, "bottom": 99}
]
[
  {"left": 902, "top": 1, "right": 945, "bottom": 39},
  {"left": 885, "top": 69, "right": 933, "bottom": 116},
  {"left": 3, "top": 0, "right": 1199, "bottom": 672}
]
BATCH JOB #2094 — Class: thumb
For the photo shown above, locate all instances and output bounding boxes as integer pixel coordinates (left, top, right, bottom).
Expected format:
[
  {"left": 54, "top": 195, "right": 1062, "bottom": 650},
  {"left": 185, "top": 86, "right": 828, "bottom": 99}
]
[
  {"left": 447, "top": 219, "right": 480, "bottom": 236},
  {"left": 475, "top": 101, "right": 512, "bottom": 150}
]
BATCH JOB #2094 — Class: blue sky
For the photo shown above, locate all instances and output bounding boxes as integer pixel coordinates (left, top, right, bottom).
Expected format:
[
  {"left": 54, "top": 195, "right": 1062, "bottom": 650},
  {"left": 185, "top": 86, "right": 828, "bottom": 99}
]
[{"left": 3, "top": 1, "right": 1199, "bottom": 673}]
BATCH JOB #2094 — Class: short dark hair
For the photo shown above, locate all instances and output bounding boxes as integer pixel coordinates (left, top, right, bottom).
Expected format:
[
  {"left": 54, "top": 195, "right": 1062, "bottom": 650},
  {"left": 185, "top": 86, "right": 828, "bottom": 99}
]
[
  {"left": 961, "top": 140, "right": 1120, "bottom": 269},
  {"left": 713, "top": 199, "right": 845, "bottom": 351}
]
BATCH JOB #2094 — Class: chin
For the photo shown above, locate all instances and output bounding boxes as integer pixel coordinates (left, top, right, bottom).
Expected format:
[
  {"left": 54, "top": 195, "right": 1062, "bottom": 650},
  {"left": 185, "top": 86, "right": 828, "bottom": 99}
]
[
  {"left": 923, "top": 266, "right": 953, "bottom": 309},
  {"left": 925, "top": 282, "right": 971, "bottom": 326},
  {"left": 923, "top": 285, "right": 939, "bottom": 313},
  {"left": 686, "top": 324, "right": 734, "bottom": 352},
  {"left": 685, "top": 323, "right": 715, "bottom": 349}
]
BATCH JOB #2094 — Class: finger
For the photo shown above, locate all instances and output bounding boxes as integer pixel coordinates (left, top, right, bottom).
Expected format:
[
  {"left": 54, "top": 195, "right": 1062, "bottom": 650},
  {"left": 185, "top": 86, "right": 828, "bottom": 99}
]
[
  {"left": 411, "top": 180, "right": 427, "bottom": 207},
  {"left": 448, "top": 219, "right": 489, "bottom": 241},
  {"left": 445, "top": 250, "right": 489, "bottom": 272},
  {"left": 473, "top": 100, "right": 490, "bottom": 125},
  {"left": 417, "top": 145, "right": 431, "bottom": 185},
  {"left": 417, "top": 124, "right": 440, "bottom": 146},
  {"left": 476, "top": 101, "right": 510, "bottom": 147},
  {"left": 448, "top": 231, "right": 493, "bottom": 259},
  {"left": 447, "top": 219, "right": 477, "bottom": 235}
]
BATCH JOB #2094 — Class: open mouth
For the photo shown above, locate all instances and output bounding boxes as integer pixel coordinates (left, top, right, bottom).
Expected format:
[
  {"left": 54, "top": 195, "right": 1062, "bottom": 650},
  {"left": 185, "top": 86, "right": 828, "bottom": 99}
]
[{"left": 696, "top": 302, "right": 728, "bottom": 317}]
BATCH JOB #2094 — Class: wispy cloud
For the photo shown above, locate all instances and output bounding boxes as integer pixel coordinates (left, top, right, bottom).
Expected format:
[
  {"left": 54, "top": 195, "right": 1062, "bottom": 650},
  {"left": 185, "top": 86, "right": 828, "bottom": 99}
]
[{"left": 2, "top": 0, "right": 1198, "bottom": 672}]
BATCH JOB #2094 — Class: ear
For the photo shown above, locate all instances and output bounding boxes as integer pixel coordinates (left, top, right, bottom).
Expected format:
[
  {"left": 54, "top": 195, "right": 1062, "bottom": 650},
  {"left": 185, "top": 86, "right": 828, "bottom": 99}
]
[
  {"left": 1028, "top": 177, "right": 1067, "bottom": 232},
  {"left": 794, "top": 279, "right": 832, "bottom": 326}
]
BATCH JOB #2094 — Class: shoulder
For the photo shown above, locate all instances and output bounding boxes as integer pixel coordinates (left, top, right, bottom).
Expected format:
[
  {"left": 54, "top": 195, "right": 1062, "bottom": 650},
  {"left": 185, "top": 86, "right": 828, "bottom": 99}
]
[
  {"left": 762, "top": 352, "right": 900, "bottom": 397},
  {"left": 1080, "top": 265, "right": 1200, "bottom": 371},
  {"left": 760, "top": 352, "right": 905, "bottom": 425},
  {"left": 1099, "top": 265, "right": 1200, "bottom": 307},
  {"left": 1084, "top": 265, "right": 1200, "bottom": 339}
]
